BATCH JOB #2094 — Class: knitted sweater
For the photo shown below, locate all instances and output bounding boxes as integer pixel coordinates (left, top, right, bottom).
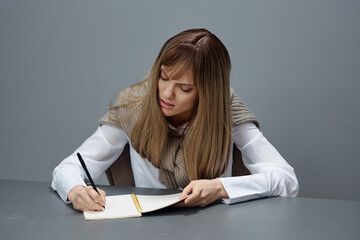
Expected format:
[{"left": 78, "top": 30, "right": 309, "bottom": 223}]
[{"left": 99, "top": 81, "right": 259, "bottom": 189}]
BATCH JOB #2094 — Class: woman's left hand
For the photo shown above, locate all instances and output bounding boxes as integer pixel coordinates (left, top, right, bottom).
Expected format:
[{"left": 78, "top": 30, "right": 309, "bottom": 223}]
[{"left": 175, "top": 179, "right": 229, "bottom": 207}]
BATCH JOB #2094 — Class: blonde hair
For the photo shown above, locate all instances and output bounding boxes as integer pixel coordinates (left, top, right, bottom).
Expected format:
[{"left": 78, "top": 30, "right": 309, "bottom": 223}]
[{"left": 125, "top": 29, "right": 232, "bottom": 180}]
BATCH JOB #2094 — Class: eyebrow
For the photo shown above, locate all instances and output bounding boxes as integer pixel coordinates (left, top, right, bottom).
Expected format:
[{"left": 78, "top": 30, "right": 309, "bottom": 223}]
[{"left": 160, "top": 69, "right": 195, "bottom": 86}]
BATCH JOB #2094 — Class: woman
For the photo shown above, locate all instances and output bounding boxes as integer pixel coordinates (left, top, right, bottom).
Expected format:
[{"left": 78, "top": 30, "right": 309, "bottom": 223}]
[{"left": 51, "top": 28, "right": 299, "bottom": 211}]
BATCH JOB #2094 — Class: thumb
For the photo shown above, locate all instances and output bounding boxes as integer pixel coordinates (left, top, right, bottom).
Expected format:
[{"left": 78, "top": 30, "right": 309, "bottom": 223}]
[{"left": 179, "top": 182, "right": 193, "bottom": 199}]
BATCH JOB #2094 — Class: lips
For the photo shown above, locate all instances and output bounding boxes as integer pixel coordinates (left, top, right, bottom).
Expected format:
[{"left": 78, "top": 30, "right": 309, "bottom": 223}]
[{"left": 159, "top": 98, "right": 175, "bottom": 109}]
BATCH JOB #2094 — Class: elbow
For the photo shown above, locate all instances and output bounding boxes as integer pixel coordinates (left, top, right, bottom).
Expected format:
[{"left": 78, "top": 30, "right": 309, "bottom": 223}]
[
  {"left": 285, "top": 174, "right": 299, "bottom": 197},
  {"left": 51, "top": 165, "right": 61, "bottom": 191},
  {"left": 266, "top": 168, "right": 299, "bottom": 197}
]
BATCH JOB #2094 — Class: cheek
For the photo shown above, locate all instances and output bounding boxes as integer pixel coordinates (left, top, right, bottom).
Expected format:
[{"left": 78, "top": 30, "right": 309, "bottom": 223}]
[
  {"left": 157, "top": 80, "right": 163, "bottom": 96},
  {"left": 182, "top": 94, "right": 198, "bottom": 109}
]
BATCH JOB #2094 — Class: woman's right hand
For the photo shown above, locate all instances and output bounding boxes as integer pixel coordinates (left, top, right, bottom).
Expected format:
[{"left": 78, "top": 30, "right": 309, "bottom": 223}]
[{"left": 67, "top": 185, "right": 106, "bottom": 211}]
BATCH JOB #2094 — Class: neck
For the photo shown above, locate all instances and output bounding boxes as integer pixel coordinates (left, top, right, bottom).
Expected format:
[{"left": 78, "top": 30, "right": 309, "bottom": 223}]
[{"left": 167, "top": 118, "right": 187, "bottom": 129}]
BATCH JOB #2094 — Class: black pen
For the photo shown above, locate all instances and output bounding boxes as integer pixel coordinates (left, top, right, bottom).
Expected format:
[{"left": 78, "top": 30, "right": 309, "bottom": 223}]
[{"left": 77, "top": 152, "right": 105, "bottom": 210}]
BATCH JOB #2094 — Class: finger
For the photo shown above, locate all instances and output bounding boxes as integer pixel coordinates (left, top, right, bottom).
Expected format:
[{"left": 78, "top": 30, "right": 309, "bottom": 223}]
[
  {"left": 86, "top": 187, "right": 106, "bottom": 210},
  {"left": 82, "top": 192, "right": 104, "bottom": 211},
  {"left": 72, "top": 190, "right": 100, "bottom": 211},
  {"left": 198, "top": 201, "right": 210, "bottom": 208},
  {"left": 171, "top": 201, "right": 186, "bottom": 208},
  {"left": 184, "top": 196, "right": 199, "bottom": 206},
  {"left": 97, "top": 188, "right": 106, "bottom": 206},
  {"left": 180, "top": 182, "right": 194, "bottom": 199},
  {"left": 184, "top": 188, "right": 200, "bottom": 206},
  {"left": 88, "top": 190, "right": 105, "bottom": 209},
  {"left": 190, "top": 193, "right": 218, "bottom": 208},
  {"left": 185, "top": 197, "right": 210, "bottom": 208}
]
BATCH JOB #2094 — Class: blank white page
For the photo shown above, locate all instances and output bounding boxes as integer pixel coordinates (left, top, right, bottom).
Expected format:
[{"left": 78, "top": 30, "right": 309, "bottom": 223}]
[{"left": 83, "top": 194, "right": 141, "bottom": 220}]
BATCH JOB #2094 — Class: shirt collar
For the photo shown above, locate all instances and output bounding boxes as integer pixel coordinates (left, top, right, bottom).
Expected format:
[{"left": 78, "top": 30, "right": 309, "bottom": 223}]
[{"left": 168, "top": 122, "right": 188, "bottom": 136}]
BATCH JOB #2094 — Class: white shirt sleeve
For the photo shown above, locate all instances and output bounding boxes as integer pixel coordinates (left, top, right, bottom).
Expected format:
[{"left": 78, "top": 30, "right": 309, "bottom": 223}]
[
  {"left": 218, "top": 122, "right": 299, "bottom": 204},
  {"left": 51, "top": 125, "right": 128, "bottom": 203}
]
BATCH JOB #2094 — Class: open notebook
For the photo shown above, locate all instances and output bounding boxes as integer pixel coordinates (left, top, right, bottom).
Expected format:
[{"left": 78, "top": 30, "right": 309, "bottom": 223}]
[{"left": 83, "top": 192, "right": 186, "bottom": 220}]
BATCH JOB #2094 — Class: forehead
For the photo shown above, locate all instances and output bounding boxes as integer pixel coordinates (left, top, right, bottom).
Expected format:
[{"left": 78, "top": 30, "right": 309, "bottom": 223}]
[{"left": 161, "top": 65, "right": 194, "bottom": 84}]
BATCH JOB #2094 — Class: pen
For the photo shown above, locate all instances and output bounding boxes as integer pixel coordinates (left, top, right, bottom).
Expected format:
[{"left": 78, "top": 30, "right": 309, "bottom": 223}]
[{"left": 77, "top": 152, "right": 105, "bottom": 210}]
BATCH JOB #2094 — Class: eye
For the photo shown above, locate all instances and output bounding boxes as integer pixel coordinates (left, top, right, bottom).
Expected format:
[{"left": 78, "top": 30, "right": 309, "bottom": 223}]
[
  {"left": 160, "top": 70, "right": 169, "bottom": 81},
  {"left": 180, "top": 86, "right": 192, "bottom": 93}
]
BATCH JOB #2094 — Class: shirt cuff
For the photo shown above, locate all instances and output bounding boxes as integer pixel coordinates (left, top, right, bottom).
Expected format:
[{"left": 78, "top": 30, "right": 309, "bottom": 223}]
[
  {"left": 51, "top": 170, "right": 87, "bottom": 203},
  {"left": 218, "top": 174, "right": 270, "bottom": 204}
]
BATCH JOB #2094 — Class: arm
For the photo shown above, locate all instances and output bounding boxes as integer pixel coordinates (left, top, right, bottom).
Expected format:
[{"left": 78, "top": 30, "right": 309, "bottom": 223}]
[
  {"left": 51, "top": 125, "right": 128, "bottom": 208},
  {"left": 218, "top": 122, "right": 299, "bottom": 204},
  {"left": 179, "top": 122, "right": 298, "bottom": 206}
]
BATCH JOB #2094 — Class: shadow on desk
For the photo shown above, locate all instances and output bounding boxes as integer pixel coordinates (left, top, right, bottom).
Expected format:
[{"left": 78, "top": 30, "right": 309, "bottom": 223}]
[{"left": 144, "top": 200, "right": 223, "bottom": 217}]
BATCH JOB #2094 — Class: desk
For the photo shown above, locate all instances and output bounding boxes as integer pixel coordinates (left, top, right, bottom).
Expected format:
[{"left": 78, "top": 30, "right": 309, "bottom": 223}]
[{"left": 1, "top": 179, "right": 359, "bottom": 240}]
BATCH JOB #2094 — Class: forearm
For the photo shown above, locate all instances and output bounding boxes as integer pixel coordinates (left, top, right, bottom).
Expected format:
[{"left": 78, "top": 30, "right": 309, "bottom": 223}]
[
  {"left": 51, "top": 125, "right": 128, "bottom": 202},
  {"left": 222, "top": 123, "right": 299, "bottom": 204},
  {"left": 219, "top": 168, "right": 298, "bottom": 204}
]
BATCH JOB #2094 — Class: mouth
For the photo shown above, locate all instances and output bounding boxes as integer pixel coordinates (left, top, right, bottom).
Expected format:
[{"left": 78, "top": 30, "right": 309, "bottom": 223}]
[{"left": 159, "top": 98, "right": 175, "bottom": 109}]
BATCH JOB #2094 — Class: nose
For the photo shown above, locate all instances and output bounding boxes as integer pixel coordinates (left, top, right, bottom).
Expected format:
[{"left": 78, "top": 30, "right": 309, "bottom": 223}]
[{"left": 163, "top": 84, "right": 175, "bottom": 99}]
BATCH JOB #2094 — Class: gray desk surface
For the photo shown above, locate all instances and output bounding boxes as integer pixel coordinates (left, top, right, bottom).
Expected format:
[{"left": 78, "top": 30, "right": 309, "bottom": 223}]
[{"left": 1, "top": 179, "right": 359, "bottom": 240}]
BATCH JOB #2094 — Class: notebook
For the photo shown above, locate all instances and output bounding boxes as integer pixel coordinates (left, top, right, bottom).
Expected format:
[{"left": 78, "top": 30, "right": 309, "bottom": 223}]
[{"left": 83, "top": 192, "right": 186, "bottom": 220}]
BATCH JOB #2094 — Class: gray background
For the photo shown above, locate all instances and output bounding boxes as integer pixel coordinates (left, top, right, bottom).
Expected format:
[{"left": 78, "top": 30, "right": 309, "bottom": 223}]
[{"left": 1, "top": 0, "right": 359, "bottom": 201}]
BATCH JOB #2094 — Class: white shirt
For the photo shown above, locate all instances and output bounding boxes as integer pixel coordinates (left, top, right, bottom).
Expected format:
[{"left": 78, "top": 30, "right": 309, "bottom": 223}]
[{"left": 51, "top": 122, "right": 299, "bottom": 204}]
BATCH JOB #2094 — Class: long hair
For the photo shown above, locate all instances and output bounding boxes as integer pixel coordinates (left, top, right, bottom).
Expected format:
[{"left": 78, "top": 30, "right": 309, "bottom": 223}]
[{"left": 130, "top": 28, "right": 232, "bottom": 180}]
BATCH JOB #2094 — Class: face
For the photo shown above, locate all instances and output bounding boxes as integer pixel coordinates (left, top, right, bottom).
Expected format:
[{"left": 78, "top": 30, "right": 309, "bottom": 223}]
[{"left": 158, "top": 65, "right": 199, "bottom": 127}]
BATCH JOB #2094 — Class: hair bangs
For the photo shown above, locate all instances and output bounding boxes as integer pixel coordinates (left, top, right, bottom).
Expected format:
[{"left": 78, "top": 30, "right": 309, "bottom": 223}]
[{"left": 161, "top": 44, "right": 197, "bottom": 80}]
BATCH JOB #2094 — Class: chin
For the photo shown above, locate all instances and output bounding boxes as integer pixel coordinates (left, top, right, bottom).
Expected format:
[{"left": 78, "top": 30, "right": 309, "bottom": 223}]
[{"left": 161, "top": 109, "right": 173, "bottom": 117}]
